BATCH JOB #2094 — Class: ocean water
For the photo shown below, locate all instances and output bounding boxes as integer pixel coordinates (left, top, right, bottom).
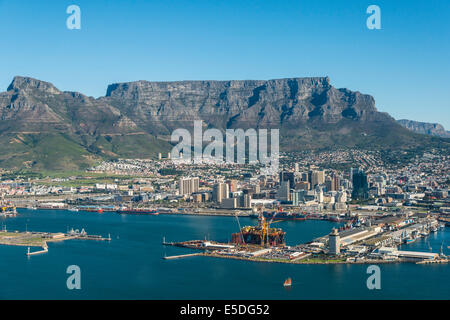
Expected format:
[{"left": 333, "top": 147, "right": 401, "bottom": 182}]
[{"left": 0, "top": 209, "right": 448, "bottom": 300}]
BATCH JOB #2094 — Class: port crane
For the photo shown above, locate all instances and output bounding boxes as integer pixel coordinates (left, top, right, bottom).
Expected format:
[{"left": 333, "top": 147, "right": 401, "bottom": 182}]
[
  {"left": 260, "top": 206, "right": 283, "bottom": 247},
  {"left": 234, "top": 214, "right": 246, "bottom": 245}
]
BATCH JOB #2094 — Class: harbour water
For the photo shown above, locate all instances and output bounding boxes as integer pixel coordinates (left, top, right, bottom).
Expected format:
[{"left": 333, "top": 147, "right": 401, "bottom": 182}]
[{"left": 0, "top": 209, "right": 448, "bottom": 299}]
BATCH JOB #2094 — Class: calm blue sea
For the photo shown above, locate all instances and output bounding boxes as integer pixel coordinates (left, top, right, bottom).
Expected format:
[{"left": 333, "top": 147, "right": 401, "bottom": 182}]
[{"left": 0, "top": 209, "right": 448, "bottom": 299}]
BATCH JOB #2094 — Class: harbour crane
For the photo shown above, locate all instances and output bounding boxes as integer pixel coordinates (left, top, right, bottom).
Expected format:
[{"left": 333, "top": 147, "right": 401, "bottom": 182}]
[
  {"left": 260, "top": 208, "right": 283, "bottom": 247},
  {"left": 234, "top": 214, "right": 246, "bottom": 245}
]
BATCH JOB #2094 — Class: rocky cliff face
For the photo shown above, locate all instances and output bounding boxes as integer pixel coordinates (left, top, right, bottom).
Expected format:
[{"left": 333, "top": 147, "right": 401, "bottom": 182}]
[
  {"left": 0, "top": 76, "right": 444, "bottom": 170},
  {"left": 103, "top": 77, "right": 386, "bottom": 134},
  {"left": 397, "top": 119, "right": 450, "bottom": 138}
]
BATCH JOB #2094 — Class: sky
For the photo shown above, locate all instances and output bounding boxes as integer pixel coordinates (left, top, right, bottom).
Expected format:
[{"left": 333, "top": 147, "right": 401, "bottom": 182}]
[{"left": 0, "top": 0, "right": 449, "bottom": 128}]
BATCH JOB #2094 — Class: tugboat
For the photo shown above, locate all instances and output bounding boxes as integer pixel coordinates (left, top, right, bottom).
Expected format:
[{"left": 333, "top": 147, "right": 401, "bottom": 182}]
[{"left": 283, "top": 278, "right": 292, "bottom": 287}]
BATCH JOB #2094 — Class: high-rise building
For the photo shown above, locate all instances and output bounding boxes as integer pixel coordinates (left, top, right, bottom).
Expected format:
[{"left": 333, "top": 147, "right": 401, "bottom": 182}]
[
  {"left": 226, "top": 179, "right": 238, "bottom": 193},
  {"left": 179, "top": 177, "right": 200, "bottom": 195},
  {"left": 291, "top": 190, "right": 305, "bottom": 206},
  {"left": 310, "top": 170, "right": 325, "bottom": 188},
  {"left": 301, "top": 172, "right": 309, "bottom": 182},
  {"left": 213, "top": 183, "right": 229, "bottom": 203},
  {"left": 329, "top": 228, "right": 340, "bottom": 255},
  {"left": 277, "top": 181, "right": 290, "bottom": 202},
  {"left": 352, "top": 169, "right": 369, "bottom": 200},
  {"left": 326, "top": 175, "right": 340, "bottom": 192},
  {"left": 279, "top": 171, "right": 295, "bottom": 188},
  {"left": 239, "top": 194, "right": 252, "bottom": 208}
]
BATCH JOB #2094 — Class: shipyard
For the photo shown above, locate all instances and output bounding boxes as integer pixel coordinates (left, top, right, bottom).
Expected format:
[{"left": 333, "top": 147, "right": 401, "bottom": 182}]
[{"left": 163, "top": 209, "right": 448, "bottom": 265}]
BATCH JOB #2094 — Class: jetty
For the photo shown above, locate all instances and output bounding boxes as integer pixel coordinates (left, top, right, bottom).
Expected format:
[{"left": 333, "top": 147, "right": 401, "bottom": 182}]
[
  {"left": 163, "top": 253, "right": 203, "bottom": 260},
  {"left": 0, "top": 228, "right": 111, "bottom": 256},
  {"left": 26, "top": 246, "right": 48, "bottom": 256}
]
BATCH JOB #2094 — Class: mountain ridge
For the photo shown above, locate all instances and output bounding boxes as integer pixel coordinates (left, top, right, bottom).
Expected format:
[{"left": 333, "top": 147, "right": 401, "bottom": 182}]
[
  {"left": 0, "top": 75, "right": 447, "bottom": 171},
  {"left": 397, "top": 119, "right": 450, "bottom": 138}
]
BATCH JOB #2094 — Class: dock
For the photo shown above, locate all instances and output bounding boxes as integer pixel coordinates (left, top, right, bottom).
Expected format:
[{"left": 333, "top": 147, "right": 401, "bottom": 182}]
[{"left": 163, "top": 253, "right": 203, "bottom": 260}]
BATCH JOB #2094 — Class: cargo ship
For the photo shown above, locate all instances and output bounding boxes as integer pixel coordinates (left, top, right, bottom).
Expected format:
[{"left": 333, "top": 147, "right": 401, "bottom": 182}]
[
  {"left": 116, "top": 208, "right": 159, "bottom": 215},
  {"left": 263, "top": 211, "right": 306, "bottom": 221},
  {"left": 77, "top": 206, "right": 104, "bottom": 213}
]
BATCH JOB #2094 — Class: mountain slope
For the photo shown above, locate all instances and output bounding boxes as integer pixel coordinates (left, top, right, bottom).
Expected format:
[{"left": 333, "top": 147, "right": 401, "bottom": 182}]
[
  {"left": 0, "top": 76, "right": 170, "bottom": 171},
  {"left": 397, "top": 119, "right": 450, "bottom": 138}
]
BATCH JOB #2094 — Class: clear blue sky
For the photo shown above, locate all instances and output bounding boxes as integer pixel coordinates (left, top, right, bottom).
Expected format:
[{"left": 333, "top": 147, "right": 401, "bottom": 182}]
[{"left": 0, "top": 0, "right": 449, "bottom": 128}]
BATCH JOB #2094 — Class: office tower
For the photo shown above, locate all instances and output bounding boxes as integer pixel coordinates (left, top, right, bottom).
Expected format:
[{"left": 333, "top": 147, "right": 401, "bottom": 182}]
[
  {"left": 277, "top": 180, "right": 290, "bottom": 202},
  {"left": 300, "top": 172, "right": 308, "bottom": 182},
  {"left": 332, "top": 175, "right": 340, "bottom": 191},
  {"left": 291, "top": 190, "right": 305, "bottom": 206},
  {"left": 352, "top": 169, "right": 369, "bottom": 200},
  {"left": 294, "top": 163, "right": 300, "bottom": 172},
  {"left": 226, "top": 179, "right": 238, "bottom": 193},
  {"left": 325, "top": 178, "right": 333, "bottom": 192},
  {"left": 279, "top": 171, "right": 295, "bottom": 188},
  {"left": 326, "top": 175, "right": 340, "bottom": 192},
  {"left": 310, "top": 170, "right": 325, "bottom": 188}
]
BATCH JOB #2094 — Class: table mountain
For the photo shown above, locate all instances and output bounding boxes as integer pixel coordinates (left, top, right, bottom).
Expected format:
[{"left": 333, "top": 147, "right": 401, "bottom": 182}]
[{"left": 0, "top": 76, "right": 446, "bottom": 171}]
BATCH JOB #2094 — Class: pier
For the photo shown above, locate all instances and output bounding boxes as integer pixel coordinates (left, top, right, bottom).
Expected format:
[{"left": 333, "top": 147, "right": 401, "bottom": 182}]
[
  {"left": 163, "top": 253, "right": 203, "bottom": 260},
  {"left": 26, "top": 246, "right": 48, "bottom": 256}
]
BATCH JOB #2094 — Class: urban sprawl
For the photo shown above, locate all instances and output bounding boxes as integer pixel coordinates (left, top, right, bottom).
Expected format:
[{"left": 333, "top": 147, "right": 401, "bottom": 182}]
[{"left": 1, "top": 148, "right": 449, "bottom": 264}]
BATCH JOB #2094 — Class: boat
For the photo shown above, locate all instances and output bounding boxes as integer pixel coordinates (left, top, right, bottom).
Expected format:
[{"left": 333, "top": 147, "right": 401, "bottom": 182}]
[
  {"left": 116, "top": 208, "right": 159, "bottom": 215},
  {"left": 283, "top": 278, "right": 292, "bottom": 287},
  {"left": 68, "top": 208, "right": 79, "bottom": 212},
  {"left": 77, "top": 206, "right": 104, "bottom": 213},
  {"left": 405, "top": 233, "right": 419, "bottom": 244},
  {"left": 328, "top": 215, "right": 341, "bottom": 223},
  {"left": 438, "top": 217, "right": 450, "bottom": 227},
  {"left": 405, "top": 238, "right": 417, "bottom": 244},
  {"left": 263, "top": 211, "right": 306, "bottom": 221}
]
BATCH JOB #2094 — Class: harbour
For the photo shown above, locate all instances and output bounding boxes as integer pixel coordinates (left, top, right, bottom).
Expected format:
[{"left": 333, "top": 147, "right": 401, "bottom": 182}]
[{"left": 0, "top": 208, "right": 448, "bottom": 299}]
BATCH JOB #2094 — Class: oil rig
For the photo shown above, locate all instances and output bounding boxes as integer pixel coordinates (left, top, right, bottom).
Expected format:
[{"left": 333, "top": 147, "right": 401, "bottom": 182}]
[
  {"left": 232, "top": 209, "right": 286, "bottom": 247},
  {"left": 0, "top": 201, "right": 17, "bottom": 217}
]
